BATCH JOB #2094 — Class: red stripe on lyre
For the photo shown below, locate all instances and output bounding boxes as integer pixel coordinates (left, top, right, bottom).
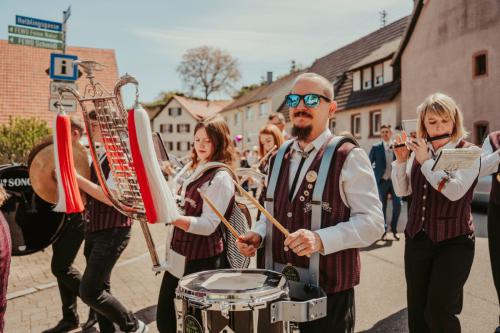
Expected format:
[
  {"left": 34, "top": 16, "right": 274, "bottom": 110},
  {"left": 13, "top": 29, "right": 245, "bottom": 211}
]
[
  {"left": 56, "top": 114, "right": 84, "bottom": 213},
  {"left": 127, "top": 109, "right": 157, "bottom": 223}
]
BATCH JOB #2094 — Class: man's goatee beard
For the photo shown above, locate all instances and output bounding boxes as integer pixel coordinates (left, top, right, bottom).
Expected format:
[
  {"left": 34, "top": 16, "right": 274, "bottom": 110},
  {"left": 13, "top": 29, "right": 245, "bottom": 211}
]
[{"left": 291, "top": 125, "right": 313, "bottom": 141}]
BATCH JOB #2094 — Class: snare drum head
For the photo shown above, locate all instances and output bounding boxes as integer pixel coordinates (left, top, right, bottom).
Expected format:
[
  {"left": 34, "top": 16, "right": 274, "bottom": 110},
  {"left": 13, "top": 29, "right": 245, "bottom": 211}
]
[
  {"left": 178, "top": 269, "right": 287, "bottom": 302},
  {"left": 0, "top": 165, "right": 65, "bottom": 256}
]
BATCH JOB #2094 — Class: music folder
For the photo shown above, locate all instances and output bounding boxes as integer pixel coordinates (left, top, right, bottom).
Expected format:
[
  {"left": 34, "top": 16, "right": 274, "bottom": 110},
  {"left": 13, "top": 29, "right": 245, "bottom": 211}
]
[{"left": 431, "top": 148, "right": 482, "bottom": 172}]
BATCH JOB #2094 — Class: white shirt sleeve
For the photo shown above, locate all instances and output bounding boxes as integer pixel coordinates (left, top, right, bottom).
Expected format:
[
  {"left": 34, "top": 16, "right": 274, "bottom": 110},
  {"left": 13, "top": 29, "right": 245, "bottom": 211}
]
[
  {"left": 187, "top": 170, "right": 235, "bottom": 236},
  {"left": 480, "top": 137, "right": 500, "bottom": 177},
  {"left": 315, "top": 148, "right": 385, "bottom": 255},
  {"left": 391, "top": 154, "right": 414, "bottom": 197},
  {"left": 419, "top": 150, "right": 480, "bottom": 201}
]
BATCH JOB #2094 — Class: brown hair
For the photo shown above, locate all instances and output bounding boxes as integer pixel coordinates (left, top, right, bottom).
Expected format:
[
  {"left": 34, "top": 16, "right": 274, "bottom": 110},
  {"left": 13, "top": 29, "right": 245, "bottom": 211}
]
[
  {"left": 258, "top": 124, "right": 284, "bottom": 158},
  {"left": 191, "top": 115, "right": 236, "bottom": 169},
  {"left": 416, "top": 93, "right": 468, "bottom": 141}
]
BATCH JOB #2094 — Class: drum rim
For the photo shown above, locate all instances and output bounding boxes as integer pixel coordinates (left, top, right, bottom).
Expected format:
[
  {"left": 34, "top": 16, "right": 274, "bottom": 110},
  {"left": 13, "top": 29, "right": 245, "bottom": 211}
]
[{"left": 176, "top": 269, "right": 288, "bottom": 307}]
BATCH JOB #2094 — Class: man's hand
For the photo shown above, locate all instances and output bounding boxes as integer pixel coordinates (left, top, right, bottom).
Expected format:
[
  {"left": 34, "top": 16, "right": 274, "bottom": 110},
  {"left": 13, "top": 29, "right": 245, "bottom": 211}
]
[
  {"left": 235, "top": 231, "right": 262, "bottom": 257},
  {"left": 284, "top": 229, "right": 324, "bottom": 257}
]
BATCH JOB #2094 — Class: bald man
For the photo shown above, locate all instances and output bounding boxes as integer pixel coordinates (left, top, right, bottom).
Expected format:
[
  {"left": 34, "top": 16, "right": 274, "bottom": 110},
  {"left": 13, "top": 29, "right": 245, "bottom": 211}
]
[{"left": 237, "top": 73, "right": 384, "bottom": 332}]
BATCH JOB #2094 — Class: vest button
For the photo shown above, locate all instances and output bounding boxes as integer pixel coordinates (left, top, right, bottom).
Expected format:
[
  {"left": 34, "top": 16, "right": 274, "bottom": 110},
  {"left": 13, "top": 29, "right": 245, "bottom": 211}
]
[
  {"left": 421, "top": 217, "right": 425, "bottom": 221},
  {"left": 423, "top": 195, "right": 426, "bottom": 200},
  {"left": 424, "top": 184, "right": 427, "bottom": 189},
  {"left": 422, "top": 206, "right": 426, "bottom": 211},
  {"left": 287, "top": 212, "right": 293, "bottom": 218}
]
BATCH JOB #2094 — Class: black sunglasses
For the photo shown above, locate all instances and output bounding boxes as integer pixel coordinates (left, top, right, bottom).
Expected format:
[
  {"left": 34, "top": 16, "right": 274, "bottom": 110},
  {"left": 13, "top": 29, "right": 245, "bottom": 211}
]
[{"left": 285, "top": 93, "right": 331, "bottom": 108}]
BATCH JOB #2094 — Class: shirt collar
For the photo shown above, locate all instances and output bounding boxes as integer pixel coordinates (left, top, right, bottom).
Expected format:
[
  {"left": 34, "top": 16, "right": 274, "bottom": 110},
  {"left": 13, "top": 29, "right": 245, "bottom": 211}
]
[{"left": 291, "top": 129, "right": 332, "bottom": 155}]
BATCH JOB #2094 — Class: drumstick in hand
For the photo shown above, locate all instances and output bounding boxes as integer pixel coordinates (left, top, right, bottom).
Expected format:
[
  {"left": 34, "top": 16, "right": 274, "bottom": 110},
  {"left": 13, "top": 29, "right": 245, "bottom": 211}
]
[
  {"left": 198, "top": 189, "right": 239, "bottom": 239},
  {"left": 231, "top": 179, "right": 289, "bottom": 237}
]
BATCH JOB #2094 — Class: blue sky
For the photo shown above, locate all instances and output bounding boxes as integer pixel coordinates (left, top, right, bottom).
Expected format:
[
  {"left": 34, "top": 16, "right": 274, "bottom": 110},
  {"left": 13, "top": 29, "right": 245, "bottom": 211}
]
[{"left": 1, "top": 0, "right": 413, "bottom": 102}]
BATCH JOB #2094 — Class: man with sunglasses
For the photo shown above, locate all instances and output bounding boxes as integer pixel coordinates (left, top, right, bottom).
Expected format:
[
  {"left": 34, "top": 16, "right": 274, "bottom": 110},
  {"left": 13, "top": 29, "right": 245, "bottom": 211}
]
[{"left": 237, "top": 73, "right": 384, "bottom": 332}]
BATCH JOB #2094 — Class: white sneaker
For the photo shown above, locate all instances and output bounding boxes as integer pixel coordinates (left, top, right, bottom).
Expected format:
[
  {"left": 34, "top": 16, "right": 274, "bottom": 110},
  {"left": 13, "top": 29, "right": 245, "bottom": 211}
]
[{"left": 131, "top": 320, "right": 149, "bottom": 333}]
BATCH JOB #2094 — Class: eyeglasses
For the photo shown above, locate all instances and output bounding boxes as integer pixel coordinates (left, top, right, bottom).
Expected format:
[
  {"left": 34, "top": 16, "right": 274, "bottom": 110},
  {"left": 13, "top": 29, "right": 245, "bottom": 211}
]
[{"left": 285, "top": 93, "right": 331, "bottom": 108}]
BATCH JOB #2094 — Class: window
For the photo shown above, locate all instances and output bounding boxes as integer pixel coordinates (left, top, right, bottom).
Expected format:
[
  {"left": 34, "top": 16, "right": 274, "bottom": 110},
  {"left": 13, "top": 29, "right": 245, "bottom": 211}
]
[
  {"left": 351, "top": 114, "right": 361, "bottom": 138},
  {"left": 374, "top": 64, "right": 384, "bottom": 87},
  {"left": 362, "top": 67, "right": 372, "bottom": 89},
  {"left": 159, "top": 124, "right": 173, "bottom": 133},
  {"left": 168, "top": 108, "right": 182, "bottom": 116},
  {"left": 329, "top": 119, "right": 336, "bottom": 133},
  {"left": 352, "top": 71, "right": 361, "bottom": 91},
  {"left": 177, "top": 124, "right": 190, "bottom": 133},
  {"left": 234, "top": 112, "right": 241, "bottom": 126},
  {"left": 473, "top": 51, "right": 488, "bottom": 78},
  {"left": 383, "top": 60, "right": 393, "bottom": 83},
  {"left": 259, "top": 103, "right": 268, "bottom": 118},
  {"left": 177, "top": 141, "right": 191, "bottom": 151},
  {"left": 370, "top": 110, "right": 382, "bottom": 137},
  {"left": 474, "top": 121, "right": 489, "bottom": 145},
  {"left": 245, "top": 106, "right": 253, "bottom": 120},
  {"left": 163, "top": 141, "right": 174, "bottom": 151}
]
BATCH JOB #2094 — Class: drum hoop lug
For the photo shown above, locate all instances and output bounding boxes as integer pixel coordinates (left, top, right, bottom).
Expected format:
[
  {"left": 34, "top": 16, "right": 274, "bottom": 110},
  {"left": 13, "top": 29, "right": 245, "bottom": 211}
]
[{"left": 269, "top": 297, "right": 327, "bottom": 323}]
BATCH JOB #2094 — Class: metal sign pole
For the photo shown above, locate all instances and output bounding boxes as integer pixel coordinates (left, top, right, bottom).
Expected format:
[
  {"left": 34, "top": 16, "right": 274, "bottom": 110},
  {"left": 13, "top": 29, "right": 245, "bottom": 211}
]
[{"left": 62, "top": 6, "right": 71, "bottom": 54}]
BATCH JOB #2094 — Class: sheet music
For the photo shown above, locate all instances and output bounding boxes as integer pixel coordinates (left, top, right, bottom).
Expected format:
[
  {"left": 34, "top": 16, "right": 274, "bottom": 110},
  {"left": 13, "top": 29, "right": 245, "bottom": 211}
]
[
  {"left": 432, "top": 148, "right": 482, "bottom": 172},
  {"left": 402, "top": 119, "right": 417, "bottom": 134}
]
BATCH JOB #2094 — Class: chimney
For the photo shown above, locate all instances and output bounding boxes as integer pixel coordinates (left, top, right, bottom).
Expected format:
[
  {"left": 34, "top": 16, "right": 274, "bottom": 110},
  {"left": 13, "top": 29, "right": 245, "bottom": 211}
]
[{"left": 267, "top": 71, "right": 273, "bottom": 85}]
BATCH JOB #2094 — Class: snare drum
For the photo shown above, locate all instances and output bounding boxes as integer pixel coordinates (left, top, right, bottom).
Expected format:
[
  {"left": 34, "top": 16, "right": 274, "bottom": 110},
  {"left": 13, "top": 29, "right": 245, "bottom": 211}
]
[{"left": 175, "top": 269, "right": 289, "bottom": 333}]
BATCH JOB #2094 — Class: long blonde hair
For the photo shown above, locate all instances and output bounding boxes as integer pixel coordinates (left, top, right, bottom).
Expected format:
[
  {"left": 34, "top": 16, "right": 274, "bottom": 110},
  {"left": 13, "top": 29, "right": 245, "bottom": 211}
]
[{"left": 416, "top": 92, "right": 468, "bottom": 141}]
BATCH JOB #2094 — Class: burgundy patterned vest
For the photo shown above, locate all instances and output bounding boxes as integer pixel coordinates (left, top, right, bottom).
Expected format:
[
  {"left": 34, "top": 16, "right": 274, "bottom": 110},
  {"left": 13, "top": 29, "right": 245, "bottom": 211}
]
[
  {"left": 85, "top": 157, "right": 131, "bottom": 233},
  {"left": 271, "top": 140, "right": 359, "bottom": 294},
  {"left": 171, "top": 168, "right": 235, "bottom": 260},
  {"left": 406, "top": 140, "right": 476, "bottom": 242},
  {"left": 489, "top": 132, "right": 500, "bottom": 205}
]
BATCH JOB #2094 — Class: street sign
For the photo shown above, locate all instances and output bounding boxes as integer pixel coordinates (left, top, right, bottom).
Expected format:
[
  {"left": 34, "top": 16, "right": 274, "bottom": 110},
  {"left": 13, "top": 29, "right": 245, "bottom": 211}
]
[
  {"left": 63, "top": 6, "right": 71, "bottom": 23},
  {"left": 8, "top": 25, "right": 62, "bottom": 41},
  {"left": 16, "top": 15, "right": 62, "bottom": 32},
  {"left": 49, "top": 97, "right": 77, "bottom": 113},
  {"left": 50, "top": 81, "right": 77, "bottom": 96},
  {"left": 8, "top": 35, "right": 62, "bottom": 50},
  {"left": 50, "top": 53, "right": 78, "bottom": 81}
]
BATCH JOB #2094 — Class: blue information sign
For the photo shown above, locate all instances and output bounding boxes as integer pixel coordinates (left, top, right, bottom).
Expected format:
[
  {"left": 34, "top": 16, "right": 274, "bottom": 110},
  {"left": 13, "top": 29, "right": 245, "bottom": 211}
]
[
  {"left": 50, "top": 54, "right": 78, "bottom": 81},
  {"left": 16, "top": 15, "right": 62, "bottom": 32}
]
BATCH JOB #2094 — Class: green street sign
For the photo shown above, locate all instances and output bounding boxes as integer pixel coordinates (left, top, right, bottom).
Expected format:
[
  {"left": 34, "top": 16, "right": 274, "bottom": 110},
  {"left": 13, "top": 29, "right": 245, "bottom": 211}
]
[
  {"left": 8, "top": 35, "right": 62, "bottom": 50},
  {"left": 8, "top": 25, "right": 62, "bottom": 41}
]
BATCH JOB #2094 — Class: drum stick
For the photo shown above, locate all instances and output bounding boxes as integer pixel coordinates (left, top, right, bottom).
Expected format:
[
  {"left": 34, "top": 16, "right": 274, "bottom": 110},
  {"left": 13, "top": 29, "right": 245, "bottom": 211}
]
[
  {"left": 197, "top": 189, "right": 239, "bottom": 239},
  {"left": 231, "top": 179, "right": 289, "bottom": 237}
]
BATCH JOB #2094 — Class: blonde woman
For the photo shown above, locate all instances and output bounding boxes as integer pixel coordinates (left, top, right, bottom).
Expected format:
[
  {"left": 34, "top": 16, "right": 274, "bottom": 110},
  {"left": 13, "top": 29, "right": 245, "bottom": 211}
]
[{"left": 392, "top": 93, "right": 479, "bottom": 333}]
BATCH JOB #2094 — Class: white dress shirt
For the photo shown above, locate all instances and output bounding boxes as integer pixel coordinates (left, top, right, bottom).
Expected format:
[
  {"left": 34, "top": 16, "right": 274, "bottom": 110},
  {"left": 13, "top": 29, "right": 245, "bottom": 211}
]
[
  {"left": 391, "top": 138, "right": 481, "bottom": 201},
  {"left": 479, "top": 135, "right": 500, "bottom": 177},
  {"left": 181, "top": 163, "right": 235, "bottom": 236},
  {"left": 253, "top": 129, "right": 384, "bottom": 255}
]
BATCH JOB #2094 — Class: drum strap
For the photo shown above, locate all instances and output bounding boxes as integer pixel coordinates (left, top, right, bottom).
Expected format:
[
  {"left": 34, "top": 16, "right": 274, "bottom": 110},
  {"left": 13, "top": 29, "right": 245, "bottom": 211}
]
[
  {"left": 265, "top": 136, "right": 355, "bottom": 286},
  {"left": 265, "top": 140, "right": 293, "bottom": 271}
]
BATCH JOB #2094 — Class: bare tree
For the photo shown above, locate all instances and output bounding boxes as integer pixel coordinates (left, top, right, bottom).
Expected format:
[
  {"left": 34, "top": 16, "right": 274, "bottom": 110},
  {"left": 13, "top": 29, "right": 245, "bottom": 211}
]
[{"left": 177, "top": 46, "right": 241, "bottom": 100}]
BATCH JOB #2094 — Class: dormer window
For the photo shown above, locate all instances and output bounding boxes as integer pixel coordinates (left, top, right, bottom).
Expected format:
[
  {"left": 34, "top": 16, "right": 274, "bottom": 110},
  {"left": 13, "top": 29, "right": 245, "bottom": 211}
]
[
  {"left": 362, "top": 68, "right": 372, "bottom": 89},
  {"left": 374, "top": 63, "right": 384, "bottom": 87}
]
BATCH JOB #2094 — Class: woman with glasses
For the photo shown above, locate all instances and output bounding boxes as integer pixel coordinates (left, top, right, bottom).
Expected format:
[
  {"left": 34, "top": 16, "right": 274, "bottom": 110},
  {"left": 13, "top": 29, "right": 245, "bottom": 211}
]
[
  {"left": 156, "top": 115, "right": 236, "bottom": 333},
  {"left": 392, "top": 93, "right": 479, "bottom": 333}
]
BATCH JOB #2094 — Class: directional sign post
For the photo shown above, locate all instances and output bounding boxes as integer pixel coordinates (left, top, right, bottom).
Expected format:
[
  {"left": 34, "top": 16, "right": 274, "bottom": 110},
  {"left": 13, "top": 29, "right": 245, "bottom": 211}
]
[
  {"left": 15, "top": 15, "right": 62, "bottom": 32},
  {"left": 50, "top": 81, "right": 77, "bottom": 96},
  {"left": 49, "top": 98, "right": 77, "bottom": 113},
  {"left": 8, "top": 35, "right": 62, "bottom": 50},
  {"left": 8, "top": 25, "right": 62, "bottom": 41}
]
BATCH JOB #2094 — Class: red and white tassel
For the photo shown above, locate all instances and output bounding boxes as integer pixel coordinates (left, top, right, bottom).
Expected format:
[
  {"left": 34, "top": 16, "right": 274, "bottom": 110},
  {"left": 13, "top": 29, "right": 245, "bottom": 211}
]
[
  {"left": 128, "top": 106, "right": 180, "bottom": 224},
  {"left": 53, "top": 114, "right": 84, "bottom": 213}
]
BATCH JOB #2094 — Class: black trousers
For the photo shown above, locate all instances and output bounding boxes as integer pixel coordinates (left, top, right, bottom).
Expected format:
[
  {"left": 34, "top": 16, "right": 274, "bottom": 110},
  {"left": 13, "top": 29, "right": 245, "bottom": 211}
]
[
  {"left": 156, "top": 253, "right": 228, "bottom": 333},
  {"left": 51, "top": 213, "right": 84, "bottom": 322},
  {"left": 299, "top": 288, "right": 355, "bottom": 333},
  {"left": 80, "top": 227, "right": 137, "bottom": 333},
  {"left": 405, "top": 231, "right": 474, "bottom": 333},
  {"left": 488, "top": 202, "right": 500, "bottom": 307}
]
